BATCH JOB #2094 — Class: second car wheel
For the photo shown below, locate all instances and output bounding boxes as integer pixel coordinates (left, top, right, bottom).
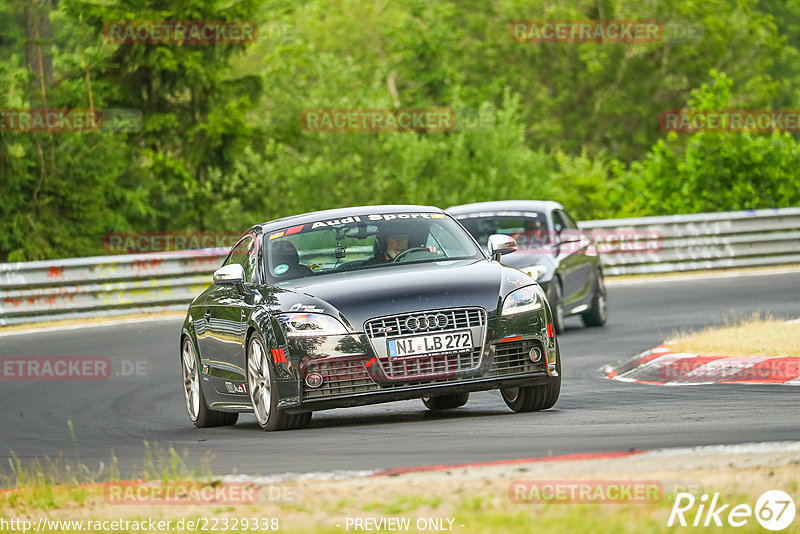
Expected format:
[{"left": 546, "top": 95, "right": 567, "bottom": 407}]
[
  {"left": 547, "top": 278, "right": 565, "bottom": 334},
  {"left": 422, "top": 392, "right": 469, "bottom": 410},
  {"left": 246, "top": 333, "right": 311, "bottom": 431},
  {"left": 581, "top": 269, "right": 607, "bottom": 327}
]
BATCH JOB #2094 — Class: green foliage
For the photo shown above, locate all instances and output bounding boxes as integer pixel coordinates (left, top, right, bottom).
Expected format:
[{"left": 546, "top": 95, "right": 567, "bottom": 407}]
[
  {"left": 612, "top": 72, "right": 800, "bottom": 216},
  {"left": 2, "top": 0, "right": 800, "bottom": 260}
]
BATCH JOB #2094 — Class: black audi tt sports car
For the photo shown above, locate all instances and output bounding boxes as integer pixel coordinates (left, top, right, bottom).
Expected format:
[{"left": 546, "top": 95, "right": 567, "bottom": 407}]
[
  {"left": 447, "top": 200, "right": 607, "bottom": 334},
  {"left": 180, "top": 205, "right": 561, "bottom": 431}
]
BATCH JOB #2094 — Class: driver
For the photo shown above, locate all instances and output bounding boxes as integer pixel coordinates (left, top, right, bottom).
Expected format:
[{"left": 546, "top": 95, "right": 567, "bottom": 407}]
[
  {"left": 365, "top": 225, "right": 439, "bottom": 265},
  {"left": 512, "top": 218, "right": 545, "bottom": 249}
]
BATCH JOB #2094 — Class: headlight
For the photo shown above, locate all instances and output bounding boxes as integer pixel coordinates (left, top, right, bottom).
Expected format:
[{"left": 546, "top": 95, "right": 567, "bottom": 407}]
[
  {"left": 502, "top": 285, "right": 544, "bottom": 315},
  {"left": 521, "top": 265, "right": 548, "bottom": 281},
  {"left": 276, "top": 313, "right": 347, "bottom": 337}
]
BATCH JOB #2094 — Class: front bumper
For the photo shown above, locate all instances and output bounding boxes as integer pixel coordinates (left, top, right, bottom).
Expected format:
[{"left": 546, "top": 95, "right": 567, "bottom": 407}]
[
  {"left": 274, "top": 311, "right": 557, "bottom": 412},
  {"left": 284, "top": 373, "right": 552, "bottom": 413}
]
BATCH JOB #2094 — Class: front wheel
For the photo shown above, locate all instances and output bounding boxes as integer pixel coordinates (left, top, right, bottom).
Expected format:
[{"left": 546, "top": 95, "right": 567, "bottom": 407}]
[
  {"left": 181, "top": 337, "right": 238, "bottom": 428},
  {"left": 246, "top": 334, "right": 311, "bottom": 431},
  {"left": 500, "top": 342, "right": 561, "bottom": 413},
  {"left": 422, "top": 392, "right": 469, "bottom": 410}
]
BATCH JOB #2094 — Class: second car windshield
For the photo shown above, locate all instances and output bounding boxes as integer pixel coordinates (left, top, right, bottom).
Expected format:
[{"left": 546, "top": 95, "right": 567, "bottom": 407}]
[
  {"left": 457, "top": 212, "right": 552, "bottom": 250},
  {"left": 264, "top": 213, "right": 483, "bottom": 283}
]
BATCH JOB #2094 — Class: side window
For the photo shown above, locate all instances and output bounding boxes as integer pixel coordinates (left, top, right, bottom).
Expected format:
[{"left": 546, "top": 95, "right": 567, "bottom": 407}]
[
  {"left": 551, "top": 211, "right": 566, "bottom": 234},
  {"left": 561, "top": 211, "right": 579, "bottom": 230},
  {"left": 244, "top": 238, "right": 259, "bottom": 282},
  {"left": 224, "top": 237, "right": 256, "bottom": 282}
]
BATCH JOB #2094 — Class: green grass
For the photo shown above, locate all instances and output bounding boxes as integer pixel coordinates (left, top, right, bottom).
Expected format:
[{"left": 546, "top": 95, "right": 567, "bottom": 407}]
[
  {"left": 361, "top": 495, "right": 442, "bottom": 514},
  {"left": 2, "top": 430, "right": 798, "bottom": 534}
]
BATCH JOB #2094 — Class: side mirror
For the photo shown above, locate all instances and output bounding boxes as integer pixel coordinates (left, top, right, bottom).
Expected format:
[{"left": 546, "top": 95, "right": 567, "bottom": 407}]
[
  {"left": 557, "top": 232, "right": 582, "bottom": 245},
  {"left": 555, "top": 231, "right": 583, "bottom": 255},
  {"left": 487, "top": 234, "right": 518, "bottom": 261},
  {"left": 213, "top": 263, "right": 246, "bottom": 289}
]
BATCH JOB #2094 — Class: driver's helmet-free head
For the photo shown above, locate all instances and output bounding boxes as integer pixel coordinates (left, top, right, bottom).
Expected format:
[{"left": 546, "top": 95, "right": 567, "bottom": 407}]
[
  {"left": 524, "top": 218, "right": 542, "bottom": 231},
  {"left": 373, "top": 221, "right": 429, "bottom": 258}
]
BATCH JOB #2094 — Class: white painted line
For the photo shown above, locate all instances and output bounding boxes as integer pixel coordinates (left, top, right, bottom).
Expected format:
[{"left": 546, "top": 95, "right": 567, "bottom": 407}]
[
  {"left": 642, "top": 441, "right": 800, "bottom": 458},
  {"left": 219, "top": 470, "right": 377, "bottom": 484},
  {"left": 0, "top": 314, "right": 185, "bottom": 338},
  {"left": 606, "top": 266, "right": 800, "bottom": 287},
  {"left": 213, "top": 442, "right": 800, "bottom": 483}
]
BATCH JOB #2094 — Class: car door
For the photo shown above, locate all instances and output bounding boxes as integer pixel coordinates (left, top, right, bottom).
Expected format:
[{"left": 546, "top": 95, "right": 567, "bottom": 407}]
[
  {"left": 198, "top": 235, "right": 257, "bottom": 385},
  {"left": 552, "top": 209, "right": 585, "bottom": 305},
  {"left": 555, "top": 209, "right": 593, "bottom": 305}
]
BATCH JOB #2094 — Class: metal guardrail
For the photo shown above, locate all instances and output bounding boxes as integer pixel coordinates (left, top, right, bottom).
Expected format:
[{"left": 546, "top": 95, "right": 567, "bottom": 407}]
[
  {"left": 1, "top": 207, "right": 799, "bottom": 325},
  {"left": 0, "top": 249, "right": 227, "bottom": 326},
  {"left": 578, "top": 207, "right": 800, "bottom": 276}
]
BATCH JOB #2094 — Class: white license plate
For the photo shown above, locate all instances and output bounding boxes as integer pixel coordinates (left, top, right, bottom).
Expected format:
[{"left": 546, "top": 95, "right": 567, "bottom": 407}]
[{"left": 387, "top": 330, "right": 473, "bottom": 358}]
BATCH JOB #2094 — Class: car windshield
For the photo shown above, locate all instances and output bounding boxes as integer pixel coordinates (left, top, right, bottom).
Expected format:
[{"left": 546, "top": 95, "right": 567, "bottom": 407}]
[
  {"left": 264, "top": 212, "right": 483, "bottom": 283},
  {"left": 456, "top": 211, "right": 552, "bottom": 250}
]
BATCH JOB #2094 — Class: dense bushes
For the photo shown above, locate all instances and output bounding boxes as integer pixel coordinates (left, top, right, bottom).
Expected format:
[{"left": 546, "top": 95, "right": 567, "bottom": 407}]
[{"left": 2, "top": 0, "right": 800, "bottom": 260}]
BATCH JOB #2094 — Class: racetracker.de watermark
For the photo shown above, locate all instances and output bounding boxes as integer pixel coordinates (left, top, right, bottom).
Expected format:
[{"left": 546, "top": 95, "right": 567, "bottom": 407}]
[
  {"left": 302, "top": 108, "right": 456, "bottom": 132},
  {"left": 503, "top": 230, "right": 663, "bottom": 254},
  {"left": 0, "top": 357, "right": 150, "bottom": 380},
  {"left": 104, "top": 481, "right": 257, "bottom": 505},
  {"left": 104, "top": 21, "right": 258, "bottom": 44},
  {"left": 103, "top": 481, "right": 296, "bottom": 504},
  {"left": 659, "top": 358, "right": 800, "bottom": 381},
  {"left": 509, "top": 20, "right": 703, "bottom": 43},
  {"left": 586, "top": 229, "right": 664, "bottom": 254},
  {"left": 104, "top": 232, "right": 240, "bottom": 254},
  {"left": 509, "top": 480, "right": 663, "bottom": 504},
  {"left": 0, "top": 108, "right": 142, "bottom": 132},
  {"left": 661, "top": 109, "right": 800, "bottom": 133}
]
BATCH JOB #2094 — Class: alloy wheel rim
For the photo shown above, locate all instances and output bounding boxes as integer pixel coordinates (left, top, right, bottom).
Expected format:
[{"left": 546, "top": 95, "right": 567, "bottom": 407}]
[
  {"left": 182, "top": 340, "right": 200, "bottom": 421},
  {"left": 247, "top": 339, "right": 271, "bottom": 425}
]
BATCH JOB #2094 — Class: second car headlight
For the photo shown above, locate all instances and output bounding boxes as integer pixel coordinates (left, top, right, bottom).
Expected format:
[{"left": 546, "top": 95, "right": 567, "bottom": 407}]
[
  {"left": 521, "top": 265, "right": 548, "bottom": 281},
  {"left": 276, "top": 313, "right": 347, "bottom": 337},
  {"left": 502, "top": 285, "right": 545, "bottom": 315}
]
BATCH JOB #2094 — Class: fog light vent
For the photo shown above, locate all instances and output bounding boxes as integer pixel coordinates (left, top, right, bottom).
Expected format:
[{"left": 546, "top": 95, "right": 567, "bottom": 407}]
[{"left": 305, "top": 372, "right": 323, "bottom": 388}]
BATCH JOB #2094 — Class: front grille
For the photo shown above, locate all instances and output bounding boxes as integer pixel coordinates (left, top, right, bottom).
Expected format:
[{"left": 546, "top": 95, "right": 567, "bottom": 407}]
[
  {"left": 303, "top": 359, "right": 375, "bottom": 399},
  {"left": 381, "top": 348, "right": 482, "bottom": 380},
  {"left": 365, "top": 307, "right": 485, "bottom": 339},
  {"left": 489, "top": 339, "right": 545, "bottom": 376},
  {"left": 364, "top": 307, "right": 486, "bottom": 380}
]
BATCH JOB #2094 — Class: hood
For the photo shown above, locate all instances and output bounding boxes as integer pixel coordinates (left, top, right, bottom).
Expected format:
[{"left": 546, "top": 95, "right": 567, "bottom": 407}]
[
  {"left": 271, "top": 259, "right": 531, "bottom": 331},
  {"left": 499, "top": 250, "right": 554, "bottom": 269},
  {"left": 497, "top": 250, "right": 557, "bottom": 282}
]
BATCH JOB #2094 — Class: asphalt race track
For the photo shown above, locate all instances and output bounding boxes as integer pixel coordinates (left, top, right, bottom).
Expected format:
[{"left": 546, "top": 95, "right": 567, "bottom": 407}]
[{"left": 1, "top": 271, "right": 798, "bottom": 478}]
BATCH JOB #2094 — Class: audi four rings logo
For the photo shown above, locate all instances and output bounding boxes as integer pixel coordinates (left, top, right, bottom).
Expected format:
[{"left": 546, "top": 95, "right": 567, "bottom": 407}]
[{"left": 404, "top": 314, "right": 449, "bottom": 331}]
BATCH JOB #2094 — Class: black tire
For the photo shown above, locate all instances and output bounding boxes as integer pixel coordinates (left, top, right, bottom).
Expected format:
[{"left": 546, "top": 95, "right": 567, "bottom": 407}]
[
  {"left": 581, "top": 269, "right": 607, "bottom": 327},
  {"left": 422, "top": 392, "right": 469, "bottom": 410},
  {"left": 547, "top": 278, "right": 565, "bottom": 334},
  {"left": 500, "top": 341, "right": 561, "bottom": 413},
  {"left": 194, "top": 391, "right": 240, "bottom": 428},
  {"left": 246, "top": 333, "right": 310, "bottom": 431},
  {"left": 181, "top": 337, "right": 239, "bottom": 428}
]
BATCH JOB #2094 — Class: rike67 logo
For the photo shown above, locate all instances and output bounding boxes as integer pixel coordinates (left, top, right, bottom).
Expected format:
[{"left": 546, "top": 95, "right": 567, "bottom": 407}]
[{"left": 669, "top": 490, "right": 796, "bottom": 531}]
